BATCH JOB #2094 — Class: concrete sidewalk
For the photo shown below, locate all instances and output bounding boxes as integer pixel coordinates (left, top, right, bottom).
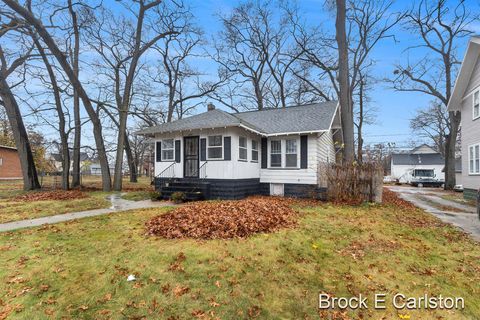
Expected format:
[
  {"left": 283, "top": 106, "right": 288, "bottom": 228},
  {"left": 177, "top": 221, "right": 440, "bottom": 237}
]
[
  {"left": 387, "top": 186, "right": 480, "bottom": 241},
  {"left": 0, "top": 194, "right": 174, "bottom": 233}
]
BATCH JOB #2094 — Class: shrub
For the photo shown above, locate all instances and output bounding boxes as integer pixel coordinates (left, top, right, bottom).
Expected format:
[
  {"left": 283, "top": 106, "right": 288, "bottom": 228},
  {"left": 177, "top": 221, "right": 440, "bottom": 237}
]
[
  {"left": 170, "top": 191, "right": 186, "bottom": 203},
  {"left": 149, "top": 191, "right": 163, "bottom": 201}
]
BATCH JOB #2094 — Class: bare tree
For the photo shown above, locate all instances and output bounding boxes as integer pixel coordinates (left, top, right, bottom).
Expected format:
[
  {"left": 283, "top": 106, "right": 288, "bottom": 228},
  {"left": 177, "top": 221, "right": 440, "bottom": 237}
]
[
  {"left": 389, "top": 0, "right": 475, "bottom": 189},
  {"left": 31, "top": 34, "right": 70, "bottom": 189},
  {"left": 4, "top": 0, "right": 113, "bottom": 191},
  {"left": 151, "top": 27, "right": 227, "bottom": 122},
  {"left": 0, "top": 41, "right": 40, "bottom": 189},
  {"left": 214, "top": 0, "right": 299, "bottom": 111},
  {"left": 336, "top": 0, "right": 354, "bottom": 162},
  {"left": 410, "top": 101, "right": 449, "bottom": 156},
  {"left": 85, "top": 1, "right": 183, "bottom": 190}
]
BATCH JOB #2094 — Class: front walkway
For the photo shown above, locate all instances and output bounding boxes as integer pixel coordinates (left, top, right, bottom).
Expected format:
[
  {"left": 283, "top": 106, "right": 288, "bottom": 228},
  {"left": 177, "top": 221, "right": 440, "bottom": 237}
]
[
  {"left": 388, "top": 186, "right": 480, "bottom": 241},
  {"left": 0, "top": 194, "right": 174, "bottom": 233}
]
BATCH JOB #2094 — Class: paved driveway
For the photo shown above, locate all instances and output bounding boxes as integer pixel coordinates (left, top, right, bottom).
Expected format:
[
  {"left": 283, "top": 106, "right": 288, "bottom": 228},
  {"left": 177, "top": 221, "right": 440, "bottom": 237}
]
[{"left": 387, "top": 186, "right": 480, "bottom": 241}]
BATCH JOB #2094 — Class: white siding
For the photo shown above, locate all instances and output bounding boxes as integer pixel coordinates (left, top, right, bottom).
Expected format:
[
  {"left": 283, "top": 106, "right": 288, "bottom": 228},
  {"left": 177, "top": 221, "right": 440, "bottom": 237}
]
[
  {"left": 460, "top": 89, "right": 480, "bottom": 190},
  {"left": 155, "top": 128, "right": 336, "bottom": 186},
  {"left": 154, "top": 127, "right": 261, "bottom": 180},
  {"left": 465, "top": 55, "right": 480, "bottom": 95}
]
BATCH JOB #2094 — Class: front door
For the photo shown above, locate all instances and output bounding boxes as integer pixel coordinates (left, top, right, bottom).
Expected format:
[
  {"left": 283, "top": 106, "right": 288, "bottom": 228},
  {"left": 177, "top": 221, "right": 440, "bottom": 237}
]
[{"left": 184, "top": 136, "right": 199, "bottom": 178}]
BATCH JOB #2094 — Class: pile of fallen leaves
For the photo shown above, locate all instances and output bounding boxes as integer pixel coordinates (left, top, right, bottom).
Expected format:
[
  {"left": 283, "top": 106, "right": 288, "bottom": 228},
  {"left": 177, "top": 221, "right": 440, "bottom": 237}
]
[
  {"left": 382, "top": 188, "right": 417, "bottom": 211},
  {"left": 13, "top": 190, "right": 88, "bottom": 202},
  {"left": 145, "top": 197, "right": 299, "bottom": 239}
]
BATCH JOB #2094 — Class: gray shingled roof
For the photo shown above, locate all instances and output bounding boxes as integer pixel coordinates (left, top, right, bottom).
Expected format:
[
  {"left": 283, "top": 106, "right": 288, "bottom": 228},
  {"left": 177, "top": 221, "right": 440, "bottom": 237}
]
[
  {"left": 135, "top": 101, "right": 338, "bottom": 136},
  {"left": 392, "top": 153, "right": 444, "bottom": 166}
]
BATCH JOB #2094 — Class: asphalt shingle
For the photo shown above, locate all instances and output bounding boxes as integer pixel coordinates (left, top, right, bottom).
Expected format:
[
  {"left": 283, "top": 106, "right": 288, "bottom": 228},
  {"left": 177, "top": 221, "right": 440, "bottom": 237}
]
[{"left": 136, "top": 101, "right": 338, "bottom": 136}]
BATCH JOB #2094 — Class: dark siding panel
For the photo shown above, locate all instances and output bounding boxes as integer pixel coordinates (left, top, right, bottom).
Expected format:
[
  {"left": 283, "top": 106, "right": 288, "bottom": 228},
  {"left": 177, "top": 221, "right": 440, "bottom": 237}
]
[
  {"left": 156, "top": 141, "right": 161, "bottom": 162},
  {"left": 200, "top": 138, "right": 206, "bottom": 161},
  {"left": 300, "top": 135, "right": 308, "bottom": 169},
  {"left": 224, "top": 136, "right": 231, "bottom": 160},
  {"left": 261, "top": 138, "right": 267, "bottom": 168},
  {"left": 175, "top": 140, "right": 181, "bottom": 163}
]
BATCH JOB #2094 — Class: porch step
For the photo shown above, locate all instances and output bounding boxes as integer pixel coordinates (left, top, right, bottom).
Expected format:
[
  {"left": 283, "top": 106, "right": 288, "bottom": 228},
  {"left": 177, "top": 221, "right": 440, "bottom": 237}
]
[{"left": 159, "top": 179, "right": 210, "bottom": 201}]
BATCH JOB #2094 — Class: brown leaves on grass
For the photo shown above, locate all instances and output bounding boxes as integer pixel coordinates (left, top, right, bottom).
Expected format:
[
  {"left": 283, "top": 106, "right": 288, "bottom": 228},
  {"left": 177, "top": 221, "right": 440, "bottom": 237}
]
[
  {"left": 382, "top": 188, "right": 417, "bottom": 211},
  {"left": 13, "top": 190, "right": 88, "bottom": 202},
  {"left": 145, "top": 197, "right": 298, "bottom": 239}
]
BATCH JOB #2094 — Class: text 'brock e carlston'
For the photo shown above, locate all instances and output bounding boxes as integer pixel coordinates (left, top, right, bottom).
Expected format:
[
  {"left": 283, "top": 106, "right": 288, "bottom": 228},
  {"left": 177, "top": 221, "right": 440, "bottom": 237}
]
[{"left": 318, "top": 293, "right": 465, "bottom": 310}]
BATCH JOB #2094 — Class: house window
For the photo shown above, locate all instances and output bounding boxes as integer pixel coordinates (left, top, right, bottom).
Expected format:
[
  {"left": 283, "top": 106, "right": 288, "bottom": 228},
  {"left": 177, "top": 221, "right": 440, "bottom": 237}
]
[
  {"left": 270, "top": 140, "right": 282, "bottom": 167},
  {"left": 251, "top": 140, "right": 258, "bottom": 162},
  {"left": 161, "top": 139, "right": 174, "bottom": 161},
  {"left": 285, "top": 139, "right": 298, "bottom": 167},
  {"left": 474, "top": 90, "right": 480, "bottom": 120},
  {"left": 208, "top": 135, "right": 223, "bottom": 159},
  {"left": 469, "top": 143, "right": 480, "bottom": 174},
  {"left": 239, "top": 136, "right": 247, "bottom": 161}
]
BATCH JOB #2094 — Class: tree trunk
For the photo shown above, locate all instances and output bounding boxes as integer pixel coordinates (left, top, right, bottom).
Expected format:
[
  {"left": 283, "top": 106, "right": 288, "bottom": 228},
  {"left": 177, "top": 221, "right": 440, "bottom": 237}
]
[
  {"left": 69, "top": 0, "right": 81, "bottom": 188},
  {"left": 254, "top": 81, "right": 264, "bottom": 110},
  {"left": 357, "top": 78, "right": 364, "bottom": 163},
  {"left": 34, "top": 37, "right": 70, "bottom": 190},
  {"left": 124, "top": 135, "right": 137, "bottom": 183},
  {"left": 335, "top": 0, "right": 355, "bottom": 163},
  {"left": 445, "top": 111, "right": 461, "bottom": 190},
  {"left": 113, "top": 108, "right": 128, "bottom": 191},
  {"left": 5, "top": 0, "right": 112, "bottom": 191},
  {"left": 0, "top": 76, "right": 40, "bottom": 190}
]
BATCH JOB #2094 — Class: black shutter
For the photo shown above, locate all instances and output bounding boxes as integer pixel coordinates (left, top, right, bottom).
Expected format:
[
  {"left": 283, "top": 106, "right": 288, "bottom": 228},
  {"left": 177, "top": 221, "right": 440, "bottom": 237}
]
[
  {"left": 261, "top": 138, "right": 267, "bottom": 168},
  {"left": 156, "top": 141, "right": 162, "bottom": 162},
  {"left": 300, "top": 135, "right": 308, "bottom": 169},
  {"left": 175, "top": 140, "right": 181, "bottom": 163},
  {"left": 224, "top": 136, "right": 231, "bottom": 160},
  {"left": 200, "top": 138, "right": 206, "bottom": 161}
]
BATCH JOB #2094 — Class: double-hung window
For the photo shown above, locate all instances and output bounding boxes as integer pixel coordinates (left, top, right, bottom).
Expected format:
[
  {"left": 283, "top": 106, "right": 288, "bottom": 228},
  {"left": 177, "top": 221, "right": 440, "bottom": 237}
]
[
  {"left": 208, "top": 135, "right": 223, "bottom": 159},
  {"left": 161, "top": 139, "right": 174, "bottom": 161},
  {"left": 251, "top": 140, "right": 258, "bottom": 162},
  {"left": 474, "top": 90, "right": 480, "bottom": 120},
  {"left": 270, "top": 140, "right": 282, "bottom": 167},
  {"left": 469, "top": 143, "right": 480, "bottom": 174},
  {"left": 285, "top": 139, "right": 298, "bottom": 167},
  {"left": 239, "top": 137, "right": 247, "bottom": 161}
]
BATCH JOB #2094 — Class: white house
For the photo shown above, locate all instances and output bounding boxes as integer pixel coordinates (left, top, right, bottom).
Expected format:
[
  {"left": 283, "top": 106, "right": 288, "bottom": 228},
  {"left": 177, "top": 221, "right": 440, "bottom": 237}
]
[
  {"left": 390, "top": 144, "right": 445, "bottom": 184},
  {"left": 448, "top": 36, "right": 480, "bottom": 200},
  {"left": 136, "top": 102, "right": 341, "bottom": 200}
]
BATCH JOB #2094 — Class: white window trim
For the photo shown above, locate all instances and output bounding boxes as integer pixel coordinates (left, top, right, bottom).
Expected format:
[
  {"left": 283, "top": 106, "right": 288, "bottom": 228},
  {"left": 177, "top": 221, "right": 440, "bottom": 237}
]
[
  {"left": 238, "top": 136, "right": 248, "bottom": 161},
  {"left": 285, "top": 138, "right": 299, "bottom": 168},
  {"left": 267, "top": 137, "right": 300, "bottom": 169},
  {"left": 468, "top": 143, "right": 480, "bottom": 175},
  {"left": 473, "top": 90, "right": 480, "bottom": 120},
  {"left": 161, "top": 139, "right": 174, "bottom": 161},
  {"left": 251, "top": 140, "right": 259, "bottom": 162},
  {"left": 207, "top": 135, "right": 223, "bottom": 160},
  {"left": 269, "top": 140, "right": 282, "bottom": 168}
]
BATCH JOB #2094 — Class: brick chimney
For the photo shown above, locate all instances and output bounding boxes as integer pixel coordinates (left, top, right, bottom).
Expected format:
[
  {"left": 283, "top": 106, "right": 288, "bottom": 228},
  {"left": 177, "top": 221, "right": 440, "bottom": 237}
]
[{"left": 207, "top": 102, "right": 216, "bottom": 111}]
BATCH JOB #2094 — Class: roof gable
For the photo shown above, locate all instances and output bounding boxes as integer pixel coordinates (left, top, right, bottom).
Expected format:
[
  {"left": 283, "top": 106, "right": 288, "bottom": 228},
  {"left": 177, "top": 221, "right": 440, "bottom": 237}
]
[
  {"left": 392, "top": 153, "right": 444, "bottom": 166},
  {"left": 448, "top": 36, "right": 480, "bottom": 111}
]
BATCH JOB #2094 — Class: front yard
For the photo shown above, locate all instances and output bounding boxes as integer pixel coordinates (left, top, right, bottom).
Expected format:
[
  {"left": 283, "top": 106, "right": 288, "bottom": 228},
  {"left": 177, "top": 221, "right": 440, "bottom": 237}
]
[{"left": 0, "top": 193, "right": 479, "bottom": 319}]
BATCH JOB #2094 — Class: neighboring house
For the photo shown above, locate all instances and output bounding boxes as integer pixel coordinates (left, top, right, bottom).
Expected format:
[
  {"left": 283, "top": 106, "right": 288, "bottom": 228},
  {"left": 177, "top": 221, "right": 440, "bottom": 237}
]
[
  {"left": 390, "top": 145, "right": 445, "bottom": 184},
  {"left": 136, "top": 102, "right": 342, "bottom": 200},
  {"left": 447, "top": 36, "right": 480, "bottom": 200},
  {"left": 49, "top": 152, "right": 93, "bottom": 174},
  {"left": 456, "top": 158, "right": 463, "bottom": 186},
  {"left": 0, "top": 145, "right": 22, "bottom": 180}
]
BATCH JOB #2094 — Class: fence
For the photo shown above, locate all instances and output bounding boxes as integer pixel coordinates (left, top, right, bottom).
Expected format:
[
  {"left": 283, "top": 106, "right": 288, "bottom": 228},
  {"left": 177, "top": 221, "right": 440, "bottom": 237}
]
[{"left": 319, "top": 162, "right": 383, "bottom": 203}]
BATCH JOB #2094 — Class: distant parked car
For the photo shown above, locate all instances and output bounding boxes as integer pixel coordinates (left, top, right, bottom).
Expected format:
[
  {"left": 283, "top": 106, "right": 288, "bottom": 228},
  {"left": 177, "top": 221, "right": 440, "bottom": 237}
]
[
  {"left": 410, "top": 178, "right": 444, "bottom": 188},
  {"left": 453, "top": 185, "right": 464, "bottom": 192}
]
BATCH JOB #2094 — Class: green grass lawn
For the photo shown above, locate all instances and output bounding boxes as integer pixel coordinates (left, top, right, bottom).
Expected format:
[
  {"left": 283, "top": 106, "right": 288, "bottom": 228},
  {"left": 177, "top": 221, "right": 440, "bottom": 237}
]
[
  {"left": 0, "top": 191, "right": 112, "bottom": 224},
  {"left": 0, "top": 201, "right": 479, "bottom": 319},
  {"left": 0, "top": 177, "right": 154, "bottom": 224}
]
